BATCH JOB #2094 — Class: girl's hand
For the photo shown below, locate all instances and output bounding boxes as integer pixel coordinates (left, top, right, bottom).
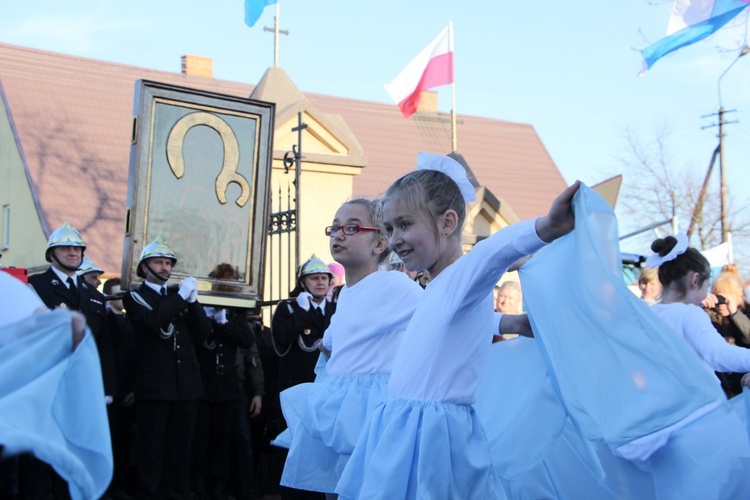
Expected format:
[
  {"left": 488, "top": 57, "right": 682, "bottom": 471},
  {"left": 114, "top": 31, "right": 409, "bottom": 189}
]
[{"left": 536, "top": 181, "right": 580, "bottom": 243}]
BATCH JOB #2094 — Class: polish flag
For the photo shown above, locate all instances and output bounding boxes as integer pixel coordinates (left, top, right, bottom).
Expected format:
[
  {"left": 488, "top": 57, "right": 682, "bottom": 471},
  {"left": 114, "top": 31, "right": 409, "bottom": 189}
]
[{"left": 385, "top": 24, "right": 454, "bottom": 118}]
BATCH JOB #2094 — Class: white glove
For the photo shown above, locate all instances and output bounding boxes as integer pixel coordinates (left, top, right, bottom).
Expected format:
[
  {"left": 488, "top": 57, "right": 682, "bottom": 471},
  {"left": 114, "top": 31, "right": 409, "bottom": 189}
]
[
  {"left": 178, "top": 277, "right": 197, "bottom": 301},
  {"left": 214, "top": 308, "right": 228, "bottom": 324},
  {"left": 296, "top": 291, "right": 313, "bottom": 311},
  {"left": 188, "top": 287, "right": 198, "bottom": 303}
]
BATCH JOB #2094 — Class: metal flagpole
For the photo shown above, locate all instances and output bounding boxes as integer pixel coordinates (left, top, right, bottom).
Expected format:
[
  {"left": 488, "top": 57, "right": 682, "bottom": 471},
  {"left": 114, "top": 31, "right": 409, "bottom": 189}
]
[{"left": 449, "top": 21, "right": 457, "bottom": 153}]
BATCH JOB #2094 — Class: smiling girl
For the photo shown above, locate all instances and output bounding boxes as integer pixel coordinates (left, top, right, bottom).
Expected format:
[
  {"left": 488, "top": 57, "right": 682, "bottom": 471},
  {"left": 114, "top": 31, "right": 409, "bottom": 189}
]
[
  {"left": 278, "top": 198, "right": 424, "bottom": 495},
  {"left": 336, "top": 153, "right": 578, "bottom": 499}
]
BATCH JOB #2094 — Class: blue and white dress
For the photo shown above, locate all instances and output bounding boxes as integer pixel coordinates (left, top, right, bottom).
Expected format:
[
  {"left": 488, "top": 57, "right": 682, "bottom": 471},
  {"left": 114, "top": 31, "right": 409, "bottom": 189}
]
[
  {"left": 279, "top": 270, "right": 422, "bottom": 493},
  {"left": 337, "top": 220, "right": 545, "bottom": 499},
  {"left": 506, "top": 185, "right": 750, "bottom": 499},
  {"left": 1, "top": 269, "right": 112, "bottom": 500}
]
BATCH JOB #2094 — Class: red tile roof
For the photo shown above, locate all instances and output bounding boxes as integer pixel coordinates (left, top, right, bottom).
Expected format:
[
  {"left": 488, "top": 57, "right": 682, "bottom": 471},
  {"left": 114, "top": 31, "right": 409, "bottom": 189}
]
[{"left": 0, "top": 42, "right": 566, "bottom": 273}]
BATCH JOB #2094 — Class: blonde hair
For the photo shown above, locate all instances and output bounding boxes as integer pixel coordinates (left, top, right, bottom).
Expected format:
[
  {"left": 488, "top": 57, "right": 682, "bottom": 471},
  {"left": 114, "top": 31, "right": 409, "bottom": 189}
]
[
  {"left": 712, "top": 271, "right": 744, "bottom": 306},
  {"left": 383, "top": 169, "right": 466, "bottom": 239},
  {"left": 638, "top": 267, "right": 659, "bottom": 287},
  {"left": 343, "top": 198, "right": 391, "bottom": 263}
]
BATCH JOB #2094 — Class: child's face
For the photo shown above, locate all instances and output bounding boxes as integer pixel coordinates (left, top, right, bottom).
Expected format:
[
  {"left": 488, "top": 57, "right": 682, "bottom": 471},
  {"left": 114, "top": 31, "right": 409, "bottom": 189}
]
[
  {"left": 329, "top": 203, "right": 383, "bottom": 268},
  {"left": 383, "top": 198, "right": 439, "bottom": 273}
]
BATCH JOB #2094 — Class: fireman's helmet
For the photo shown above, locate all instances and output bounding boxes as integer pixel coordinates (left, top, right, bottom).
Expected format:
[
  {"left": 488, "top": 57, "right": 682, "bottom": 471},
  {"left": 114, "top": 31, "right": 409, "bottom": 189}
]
[
  {"left": 45, "top": 222, "right": 86, "bottom": 262},
  {"left": 77, "top": 256, "right": 104, "bottom": 277},
  {"left": 298, "top": 254, "right": 332, "bottom": 279},
  {"left": 136, "top": 237, "right": 177, "bottom": 278}
]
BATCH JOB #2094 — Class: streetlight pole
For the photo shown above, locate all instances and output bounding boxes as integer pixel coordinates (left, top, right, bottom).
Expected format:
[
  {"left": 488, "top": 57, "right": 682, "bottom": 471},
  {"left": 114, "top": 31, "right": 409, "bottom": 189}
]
[{"left": 715, "top": 46, "right": 749, "bottom": 243}]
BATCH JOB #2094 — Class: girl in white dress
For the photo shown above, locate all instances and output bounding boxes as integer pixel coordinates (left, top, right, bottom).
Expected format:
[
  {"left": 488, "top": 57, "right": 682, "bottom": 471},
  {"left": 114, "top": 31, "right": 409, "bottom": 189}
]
[
  {"left": 279, "top": 198, "right": 424, "bottom": 494},
  {"left": 336, "top": 152, "right": 578, "bottom": 499},
  {"left": 649, "top": 234, "right": 750, "bottom": 378}
]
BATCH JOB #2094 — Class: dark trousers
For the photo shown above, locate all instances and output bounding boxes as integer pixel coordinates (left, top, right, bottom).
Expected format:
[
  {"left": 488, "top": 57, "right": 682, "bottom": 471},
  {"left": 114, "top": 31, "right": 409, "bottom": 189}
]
[
  {"left": 233, "top": 391, "right": 257, "bottom": 499},
  {"left": 193, "top": 399, "right": 236, "bottom": 494},
  {"left": 17, "top": 455, "right": 70, "bottom": 500},
  {"left": 136, "top": 399, "right": 199, "bottom": 500}
]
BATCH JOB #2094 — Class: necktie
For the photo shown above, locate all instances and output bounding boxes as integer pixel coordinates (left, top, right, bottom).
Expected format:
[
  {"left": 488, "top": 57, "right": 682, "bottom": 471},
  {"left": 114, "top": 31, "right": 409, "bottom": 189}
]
[
  {"left": 161, "top": 287, "right": 167, "bottom": 297},
  {"left": 316, "top": 306, "right": 324, "bottom": 317},
  {"left": 67, "top": 277, "right": 79, "bottom": 300}
]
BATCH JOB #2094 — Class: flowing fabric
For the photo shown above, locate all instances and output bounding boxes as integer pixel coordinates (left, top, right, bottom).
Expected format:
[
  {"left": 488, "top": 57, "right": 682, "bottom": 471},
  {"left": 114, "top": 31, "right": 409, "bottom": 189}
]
[
  {"left": 520, "top": 184, "right": 724, "bottom": 454},
  {"left": 280, "top": 374, "right": 389, "bottom": 492},
  {"left": 514, "top": 184, "right": 750, "bottom": 498},
  {"left": 0, "top": 310, "right": 113, "bottom": 500}
]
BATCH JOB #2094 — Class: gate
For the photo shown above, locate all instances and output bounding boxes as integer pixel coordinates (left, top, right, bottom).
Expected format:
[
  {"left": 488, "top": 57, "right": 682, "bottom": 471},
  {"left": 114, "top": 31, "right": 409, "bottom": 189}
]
[{"left": 261, "top": 112, "right": 307, "bottom": 313}]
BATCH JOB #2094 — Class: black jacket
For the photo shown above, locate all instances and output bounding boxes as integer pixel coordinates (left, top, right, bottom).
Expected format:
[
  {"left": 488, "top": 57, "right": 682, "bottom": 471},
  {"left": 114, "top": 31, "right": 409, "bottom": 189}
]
[
  {"left": 271, "top": 298, "right": 335, "bottom": 392},
  {"left": 29, "top": 267, "right": 117, "bottom": 397},
  {"left": 123, "top": 283, "right": 211, "bottom": 401},
  {"left": 196, "top": 310, "right": 254, "bottom": 402}
]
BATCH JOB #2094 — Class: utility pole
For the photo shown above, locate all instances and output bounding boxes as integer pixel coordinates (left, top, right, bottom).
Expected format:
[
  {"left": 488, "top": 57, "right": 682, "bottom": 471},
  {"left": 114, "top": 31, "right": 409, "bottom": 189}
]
[{"left": 699, "top": 46, "right": 749, "bottom": 243}]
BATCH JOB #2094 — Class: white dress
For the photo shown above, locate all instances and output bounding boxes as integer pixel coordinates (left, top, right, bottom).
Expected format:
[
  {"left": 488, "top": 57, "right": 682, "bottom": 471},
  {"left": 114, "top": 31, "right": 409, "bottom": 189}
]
[
  {"left": 337, "top": 220, "right": 545, "bottom": 499},
  {"left": 279, "top": 270, "right": 423, "bottom": 493}
]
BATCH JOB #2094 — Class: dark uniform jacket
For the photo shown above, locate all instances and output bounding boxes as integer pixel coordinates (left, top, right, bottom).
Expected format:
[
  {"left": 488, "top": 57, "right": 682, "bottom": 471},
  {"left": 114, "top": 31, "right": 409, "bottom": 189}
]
[
  {"left": 271, "top": 298, "right": 336, "bottom": 392},
  {"left": 123, "top": 283, "right": 211, "bottom": 402},
  {"left": 196, "top": 310, "right": 254, "bottom": 402},
  {"left": 29, "top": 267, "right": 117, "bottom": 397}
]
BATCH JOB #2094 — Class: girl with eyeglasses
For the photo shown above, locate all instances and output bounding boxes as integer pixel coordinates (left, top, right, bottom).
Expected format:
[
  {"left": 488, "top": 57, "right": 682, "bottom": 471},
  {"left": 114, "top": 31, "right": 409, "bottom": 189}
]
[{"left": 278, "top": 198, "right": 424, "bottom": 495}]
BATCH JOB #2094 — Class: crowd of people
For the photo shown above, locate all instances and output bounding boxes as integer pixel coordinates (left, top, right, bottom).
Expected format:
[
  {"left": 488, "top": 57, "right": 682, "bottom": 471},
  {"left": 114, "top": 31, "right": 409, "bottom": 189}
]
[{"left": 3, "top": 150, "right": 750, "bottom": 499}]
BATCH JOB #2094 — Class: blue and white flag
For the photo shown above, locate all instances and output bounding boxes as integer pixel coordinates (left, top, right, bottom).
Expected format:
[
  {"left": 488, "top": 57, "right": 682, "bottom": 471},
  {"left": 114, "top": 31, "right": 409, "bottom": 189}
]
[
  {"left": 641, "top": 0, "right": 750, "bottom": 73},
  {"left": 244, "top": 0, "right": 277, "bottom": 28}
]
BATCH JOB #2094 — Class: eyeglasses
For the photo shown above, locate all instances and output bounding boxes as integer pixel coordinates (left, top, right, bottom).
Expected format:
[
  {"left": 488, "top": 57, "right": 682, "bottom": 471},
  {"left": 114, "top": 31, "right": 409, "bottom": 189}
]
[{"left": 325, "top": 224, "right": 380, "bottom": 236}]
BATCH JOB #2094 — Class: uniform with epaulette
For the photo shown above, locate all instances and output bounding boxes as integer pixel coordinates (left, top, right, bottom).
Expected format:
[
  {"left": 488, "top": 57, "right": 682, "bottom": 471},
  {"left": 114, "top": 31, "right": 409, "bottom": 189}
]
[
  {"left": 123, "top": 237, "right": 210, "bottom": 499},
  {"left": 24, "top": 222, "right": 113, "bottom": 499},
  {"left": 271, "top": 255, "right": 337, "bottom": 394}
]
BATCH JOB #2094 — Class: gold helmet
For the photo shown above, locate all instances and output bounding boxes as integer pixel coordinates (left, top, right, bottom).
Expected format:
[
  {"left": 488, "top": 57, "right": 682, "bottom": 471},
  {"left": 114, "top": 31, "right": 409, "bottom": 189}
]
[
  {"left": 76, "top": 256, "right": 104, "bottom": 277},
  {"left": 45, "top": 222, "right": 86, "bottom": 263},
  {"left": 298, "top": 254, "right": 332, "bottom": 279},
  {"left": 137, "top": 237, "right": 177, "bottom": 278}
]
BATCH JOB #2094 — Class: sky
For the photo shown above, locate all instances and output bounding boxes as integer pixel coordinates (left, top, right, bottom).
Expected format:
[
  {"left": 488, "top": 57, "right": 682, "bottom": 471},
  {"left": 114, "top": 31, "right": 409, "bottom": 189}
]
[{"left": 1, "top": 0, "right": 749, "bottom": 257}]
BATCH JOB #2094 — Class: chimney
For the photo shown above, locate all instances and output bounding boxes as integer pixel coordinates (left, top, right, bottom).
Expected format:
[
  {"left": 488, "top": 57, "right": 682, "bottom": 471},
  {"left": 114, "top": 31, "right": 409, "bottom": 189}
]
[
  {"left": 417, "top": 90, "right": 438, "bottom": 113},
  {"left": 181, "top": 55, "right": 213, "bottom": 78}
]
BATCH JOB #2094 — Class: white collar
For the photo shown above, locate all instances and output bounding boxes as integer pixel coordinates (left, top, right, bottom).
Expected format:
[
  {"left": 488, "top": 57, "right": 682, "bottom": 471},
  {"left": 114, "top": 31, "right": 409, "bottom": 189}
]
[
  {"left": 312, "top": 299, "right": 327, "bottom": 312},
  {"left": 144, "top": 280, "right": 167, "bottom": 295},
  {"left": 51, "top": 265, "right": 76, "bottom": 286}
]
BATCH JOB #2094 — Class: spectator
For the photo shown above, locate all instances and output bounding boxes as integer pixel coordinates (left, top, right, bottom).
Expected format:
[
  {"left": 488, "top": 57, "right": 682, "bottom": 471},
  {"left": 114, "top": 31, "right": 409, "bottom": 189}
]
[
  {"left": 703, "top": 267, "right": 750, "bottom": 397},
  {"left": 495, "top": 281, "right": 523, "bottom": 314},
  {"left": 123, "top": 237, "right": 211, "bottom": 499},
  {"left": 326, "top": 262, "right": 345, "bottom": 302},
  {"left": 638, "top": 266, "right": 662, "bottom": 305}
]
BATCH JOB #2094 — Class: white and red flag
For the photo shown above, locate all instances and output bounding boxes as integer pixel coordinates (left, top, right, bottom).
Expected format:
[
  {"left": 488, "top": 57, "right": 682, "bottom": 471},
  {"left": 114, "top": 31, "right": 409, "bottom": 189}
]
[{"left": 385, "top": 23, "right": 454, "bottom": 118}]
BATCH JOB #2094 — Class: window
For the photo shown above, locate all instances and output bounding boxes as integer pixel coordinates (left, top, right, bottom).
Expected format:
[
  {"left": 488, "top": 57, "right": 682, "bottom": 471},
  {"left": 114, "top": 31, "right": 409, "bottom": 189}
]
[{"left": 1, "top": 205, "right": 9, "bottom": 251}]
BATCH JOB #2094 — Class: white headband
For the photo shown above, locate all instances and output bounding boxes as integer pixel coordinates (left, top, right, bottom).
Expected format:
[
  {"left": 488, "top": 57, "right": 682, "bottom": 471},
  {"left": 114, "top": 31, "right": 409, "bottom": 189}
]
[
  {"left": 416, "top": 152, "right": 477, "bottom": 203},
  {"left": 646, "top": 233, "right": 689, "bottom": 268}
]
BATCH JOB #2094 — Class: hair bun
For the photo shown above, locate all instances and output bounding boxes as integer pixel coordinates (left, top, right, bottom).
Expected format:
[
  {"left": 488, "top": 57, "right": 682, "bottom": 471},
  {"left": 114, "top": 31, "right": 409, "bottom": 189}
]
[{"left": 650, "top": 236, "right": 678, "bottom": 257}]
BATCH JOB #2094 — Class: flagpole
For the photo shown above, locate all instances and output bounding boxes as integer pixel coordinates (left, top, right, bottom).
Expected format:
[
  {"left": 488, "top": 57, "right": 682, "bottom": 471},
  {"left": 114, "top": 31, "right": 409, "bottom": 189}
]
[{"left": 449, "top": 21, "right": 457, "bottom": 153}]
